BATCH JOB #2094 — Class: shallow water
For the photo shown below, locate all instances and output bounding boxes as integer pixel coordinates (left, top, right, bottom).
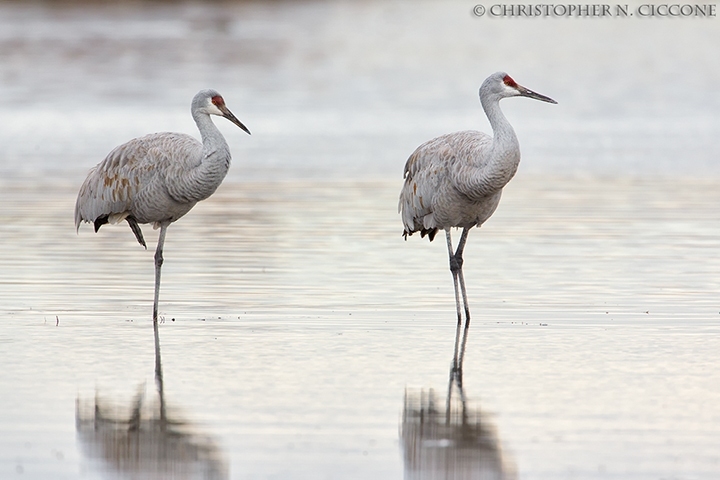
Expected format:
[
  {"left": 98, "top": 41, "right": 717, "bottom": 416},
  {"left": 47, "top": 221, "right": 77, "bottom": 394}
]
[
  {"left": 2, "top": 176, "right": 720, "bottom": 479},
  {"left": 1, "top": 0, "right": 720, "bottom": 479}
]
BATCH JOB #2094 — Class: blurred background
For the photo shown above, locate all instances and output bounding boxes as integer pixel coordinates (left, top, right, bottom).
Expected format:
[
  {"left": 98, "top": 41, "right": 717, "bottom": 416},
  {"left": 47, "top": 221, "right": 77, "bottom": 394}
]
[{"left": 1, "top": 0, "right": 718, "bottom": 182}]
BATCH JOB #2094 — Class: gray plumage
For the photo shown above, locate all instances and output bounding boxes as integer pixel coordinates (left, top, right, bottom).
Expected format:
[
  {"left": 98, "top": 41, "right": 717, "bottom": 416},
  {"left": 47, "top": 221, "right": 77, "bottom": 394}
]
[
  {"left": 399, "top": 72, "right": 556, "bottom": 325},
  {"left": 75, "top": 89, "right": 250, "bottom": 323}
]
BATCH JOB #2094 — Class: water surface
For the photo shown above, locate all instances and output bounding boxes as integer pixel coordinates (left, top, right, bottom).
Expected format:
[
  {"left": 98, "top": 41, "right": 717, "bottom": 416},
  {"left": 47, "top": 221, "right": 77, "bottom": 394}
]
[{"left": 2, "top": 177, "right": 720, "bottom": 479}]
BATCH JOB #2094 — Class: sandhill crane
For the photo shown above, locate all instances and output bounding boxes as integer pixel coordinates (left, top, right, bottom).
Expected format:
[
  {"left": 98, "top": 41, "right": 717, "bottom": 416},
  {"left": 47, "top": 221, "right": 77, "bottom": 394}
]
[
  {"left": 75, "top": 89, "right": 250, "bottom": 324},
  {"left": 399, "top": 72, "right": 556, "bottom": 326}
]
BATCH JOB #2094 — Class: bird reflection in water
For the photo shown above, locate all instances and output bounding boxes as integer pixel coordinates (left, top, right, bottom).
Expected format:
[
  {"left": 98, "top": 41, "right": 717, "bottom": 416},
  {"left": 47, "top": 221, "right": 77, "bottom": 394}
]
[
  {"left": 401, "top": 323, "right": 516, "bottom": 480},
  {"left": 76, "top": 321, "right": 227, "bottom": 480}
]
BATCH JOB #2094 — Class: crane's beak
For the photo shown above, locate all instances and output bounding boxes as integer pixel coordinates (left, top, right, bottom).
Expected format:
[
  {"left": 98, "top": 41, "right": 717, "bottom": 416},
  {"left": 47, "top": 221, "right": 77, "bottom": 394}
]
[
  {"left": 517, "top": 85, "right": 557, "bottom": 104},
  {"left": 220, "top": 105, "right": 251, "bottom": 135}
]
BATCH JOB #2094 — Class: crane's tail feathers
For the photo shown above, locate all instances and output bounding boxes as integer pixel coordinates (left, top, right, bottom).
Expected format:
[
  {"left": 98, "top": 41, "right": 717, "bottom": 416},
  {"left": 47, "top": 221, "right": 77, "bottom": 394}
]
[
  {"left": 93, "top": 215, "right": 109, "bottom": 233},
  {"left": 422, "top": 228, "right": 438, "bottom": 241},
  {"left": 126, "top": 217, "right": 147, "bottom": 249},
  {"left": 402, "top": 228, "right": 438, "bottom": 242},
  {"left": 92, "top": 211, "right": 131, "bottom": 232}
]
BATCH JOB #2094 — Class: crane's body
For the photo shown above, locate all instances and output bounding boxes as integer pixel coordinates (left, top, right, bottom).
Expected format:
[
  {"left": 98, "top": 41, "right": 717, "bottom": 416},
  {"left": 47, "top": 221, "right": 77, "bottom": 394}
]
[
  {"left": 75, "top": 89, "right": 250, "bottom": 323},
  {"left": 76, "top": 132, "right": 206, "bottom": 232},
  {"left": 400, "top": 130, "right": 507, "bottom": 238},
  {"left": 399, "top": 72, "right": 556, "bottom": 325}
]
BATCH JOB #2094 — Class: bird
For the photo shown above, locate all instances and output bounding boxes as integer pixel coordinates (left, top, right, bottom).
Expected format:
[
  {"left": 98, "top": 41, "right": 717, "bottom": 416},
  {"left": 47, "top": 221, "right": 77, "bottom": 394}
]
[
  {"left": 75, "top": 89, "right": 250, "bottom": 324},
  {"left": 398, "top": 72, "right": 556, "bottom": 326}
]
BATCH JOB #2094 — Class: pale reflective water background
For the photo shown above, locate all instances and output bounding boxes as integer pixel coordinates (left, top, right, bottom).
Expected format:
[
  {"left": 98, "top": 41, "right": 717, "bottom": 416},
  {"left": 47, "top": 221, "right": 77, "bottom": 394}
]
[
  {"left": 1, "top": 1, "right": 720, "bottom": 479},
  {"left": 3, "top": 177, "right": 720, "bottom": 479}
]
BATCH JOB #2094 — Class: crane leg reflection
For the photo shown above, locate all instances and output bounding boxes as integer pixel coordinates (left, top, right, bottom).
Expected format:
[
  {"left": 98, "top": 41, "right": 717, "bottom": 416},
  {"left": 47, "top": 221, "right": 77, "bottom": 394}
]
[
  {"left": 401, "top": 321, "right": 516, "bottom": 479},
  {"left": 76, "top": 324, "right": 227, "bottom": 479}
]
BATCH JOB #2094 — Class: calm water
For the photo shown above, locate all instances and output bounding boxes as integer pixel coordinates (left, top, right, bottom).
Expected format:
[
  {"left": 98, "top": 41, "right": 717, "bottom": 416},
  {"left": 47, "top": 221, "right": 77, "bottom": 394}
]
[
  {"left": 3, "top": 176, "right": 720, "bottom": 479},
  {"left": 1, "top": 1, "right": 720, "bottom": 479}
]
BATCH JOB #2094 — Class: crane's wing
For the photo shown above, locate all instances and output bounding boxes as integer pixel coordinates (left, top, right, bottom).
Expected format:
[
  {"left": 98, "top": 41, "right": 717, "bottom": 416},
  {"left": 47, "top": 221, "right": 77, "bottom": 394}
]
[
  {"left": 74, "top": 132, "right": 202, "bottom": 231},
  {"left": 398, "top": 131, "right": 492, "bottom": 240},
  {"left": 399, "top": 137, "right": 454, "bottom": 240}
]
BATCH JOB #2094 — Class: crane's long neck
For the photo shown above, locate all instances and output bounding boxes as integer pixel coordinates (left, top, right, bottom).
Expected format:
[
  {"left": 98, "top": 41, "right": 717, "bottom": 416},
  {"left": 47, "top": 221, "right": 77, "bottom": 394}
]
[
  {"left": 477, "top": 95, "right": 521, "bottom": 193},
  {"left": 182, "top": 111, "right": 232, "bottom": 202}
]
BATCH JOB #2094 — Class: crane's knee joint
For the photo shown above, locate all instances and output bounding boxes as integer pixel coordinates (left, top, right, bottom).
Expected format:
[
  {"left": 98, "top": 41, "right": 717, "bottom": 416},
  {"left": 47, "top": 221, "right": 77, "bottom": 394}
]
[
  {"left": 449, "top": 255, "right": 463, "bottom": 273},
  {"left": 154, "top": 251, "right": 164, "bottom": 267}
]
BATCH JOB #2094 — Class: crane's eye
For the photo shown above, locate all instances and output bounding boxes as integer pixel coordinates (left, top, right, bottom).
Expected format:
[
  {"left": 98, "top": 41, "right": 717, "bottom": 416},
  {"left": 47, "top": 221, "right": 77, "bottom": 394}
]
[
  {"left": 211, "top": 95, "right": 224, "bottom": 107},
  {"left": 503, "top": 75, "right": 518, "bottom": 88}
]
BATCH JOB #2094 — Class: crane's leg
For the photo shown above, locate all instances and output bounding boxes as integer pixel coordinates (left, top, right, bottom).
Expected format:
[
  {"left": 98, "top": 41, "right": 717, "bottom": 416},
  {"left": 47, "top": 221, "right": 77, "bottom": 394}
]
[
  {"left": 446, "top": 229, "right": 463, "bottom": 326},
  {"left": 126, "top": 216, "right": 147, "bottom": 249},
  {"left": 446, "top": 227, "right": 472, "bottom": 326},
  {"left": 152, "top": 225, "right": 168, "bottom": 324},
  {"left": 454, "top": 227, "right": 472, "bottom": 325}
]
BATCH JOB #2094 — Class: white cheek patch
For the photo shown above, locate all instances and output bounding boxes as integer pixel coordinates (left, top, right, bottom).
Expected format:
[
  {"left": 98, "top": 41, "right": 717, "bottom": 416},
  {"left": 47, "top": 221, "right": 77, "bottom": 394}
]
[{"left": 207, "top": 99, "right": 224, "bottom": 115}]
